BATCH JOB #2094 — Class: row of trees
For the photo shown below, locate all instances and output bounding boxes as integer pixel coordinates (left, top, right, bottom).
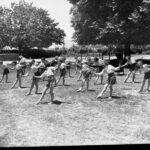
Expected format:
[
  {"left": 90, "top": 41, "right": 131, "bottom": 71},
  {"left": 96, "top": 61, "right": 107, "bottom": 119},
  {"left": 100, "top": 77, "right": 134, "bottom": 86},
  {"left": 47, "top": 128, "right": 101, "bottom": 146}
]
[
  {"left": 0, "top": 0, "right": 66, "bottom": 51},
  {"left": 68, "top": 0, "right": 150, "bottom": 56}
]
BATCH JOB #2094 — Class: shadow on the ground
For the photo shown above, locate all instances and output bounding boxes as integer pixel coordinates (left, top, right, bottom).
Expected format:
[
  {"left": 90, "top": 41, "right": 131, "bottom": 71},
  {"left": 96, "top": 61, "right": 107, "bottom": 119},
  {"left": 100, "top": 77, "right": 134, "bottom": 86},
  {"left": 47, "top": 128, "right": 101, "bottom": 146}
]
[
  {"left": 20, "top": 86, "right": 29, "bottom": 89},
  {"left": 52, "top": 100, "right": 73, "bottom": 105},
  {"left": 56, "top": 84, "right": 71, "bottom": 87},
  {"left": 95, "top": 95, "right": 127, "bottom": 102},
  {"left": 94, "top": 83, "right": 105, "bottom": 85},
  {"left": 112, "top": 95, "right": 127, "bottom": 99},
  {"left": 116, "top": 74, "right": 125, "bottom": 76},
  {"left": 87, "top": 89, "right": 96, "bottom": 92},
  {"left": 36, "top": 93, "right": 42, "bottom": 95}
]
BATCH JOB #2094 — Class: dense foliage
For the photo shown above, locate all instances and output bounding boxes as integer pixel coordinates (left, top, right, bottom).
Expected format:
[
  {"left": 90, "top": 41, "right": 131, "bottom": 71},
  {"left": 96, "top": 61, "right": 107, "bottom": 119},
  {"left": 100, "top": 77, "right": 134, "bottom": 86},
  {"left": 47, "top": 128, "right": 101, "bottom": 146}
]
[
  {"left": 0, "top": 0, "right": 66, "bottom": 50},
  {"left": 68, "top": 0, "right": 150, "bottom": 55}
]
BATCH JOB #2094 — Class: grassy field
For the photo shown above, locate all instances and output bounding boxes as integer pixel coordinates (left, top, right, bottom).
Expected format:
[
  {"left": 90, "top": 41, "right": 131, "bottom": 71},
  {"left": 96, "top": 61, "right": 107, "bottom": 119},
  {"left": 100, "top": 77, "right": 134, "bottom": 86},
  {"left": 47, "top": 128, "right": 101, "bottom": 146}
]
[{"left": 0, "top": 62, "right": 150, "bottom": 146}]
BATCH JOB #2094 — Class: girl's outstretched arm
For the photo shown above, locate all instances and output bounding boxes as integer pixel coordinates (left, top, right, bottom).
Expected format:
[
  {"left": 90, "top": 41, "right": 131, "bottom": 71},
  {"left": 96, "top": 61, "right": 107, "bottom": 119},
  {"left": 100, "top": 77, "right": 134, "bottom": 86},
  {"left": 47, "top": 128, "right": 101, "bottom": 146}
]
[
  {"left": 22, "top": 72, "right": 30, "bottom": 77},
  {"left": 7, "top": 66, "right": 15, "bottom": 70},
  {"left": 34, "top": 72, "right": 46, "bottom": 79},
  {"left": 113, "top": 66, "right": 121, "bottom": 71},
  {"left": 92, "top": 69, "right": 104, "bottom": 76},
  {"left": 121, "top": 62, "right": 128, "bottom": 68}
]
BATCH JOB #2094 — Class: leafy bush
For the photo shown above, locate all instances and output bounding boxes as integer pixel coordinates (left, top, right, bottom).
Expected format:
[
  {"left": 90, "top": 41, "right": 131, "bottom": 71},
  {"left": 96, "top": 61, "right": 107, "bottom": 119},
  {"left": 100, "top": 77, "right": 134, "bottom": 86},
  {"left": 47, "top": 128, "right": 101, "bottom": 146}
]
[{"left": 22, "top": 47, "right": 61, "bottom": 59}]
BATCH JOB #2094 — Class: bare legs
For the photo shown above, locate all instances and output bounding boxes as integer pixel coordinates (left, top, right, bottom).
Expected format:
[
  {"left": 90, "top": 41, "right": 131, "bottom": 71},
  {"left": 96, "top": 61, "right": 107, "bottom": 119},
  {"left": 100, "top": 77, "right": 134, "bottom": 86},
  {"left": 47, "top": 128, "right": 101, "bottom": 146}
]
[
  {"left": 97, "top": 83, "right": 113, "bottom": 99},
  {"left": 139, "top": 78, "right": 150, "bottom": 92},
  {"left": 94, "top": 75, "right": 103, "bottom": 85},
  {"left": 37, "top": 86, "right": 54, "bottom": 104},
  {"left": 124, "top": 71, "right": 136, "bottom": 83},
  {"left": 77, "top": 79, "right": 90, "bottom": 92},
  {"left": 0, "top": 74, "right": 9, "bottom": 83},
  {"left": 26, "top": 79, "right": 39, "bottom": 95},
  {"left": 11, "top": 77, "right": 22, "bottom": 88},
  {"left": 56, "top": 76, "right": 65, "bottom": 86}
]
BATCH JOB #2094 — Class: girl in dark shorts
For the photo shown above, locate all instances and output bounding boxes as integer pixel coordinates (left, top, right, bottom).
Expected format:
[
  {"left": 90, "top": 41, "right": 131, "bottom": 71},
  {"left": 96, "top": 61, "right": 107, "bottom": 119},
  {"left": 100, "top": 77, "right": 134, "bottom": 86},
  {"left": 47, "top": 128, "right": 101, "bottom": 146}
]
[
  {"left": 26, "top": 62, "right": 43, "bottom": 96},
  {"left": 75, "top": 57, "right": 82, "bottom": 74},
  {"left": 92, "top": 57, "right": 104, "bottom": 85},
  {"left": 11, "top": 62, "right": 28, "bottom": 88},
  {"left": 122, "top": 56, "right": 139, "bottom": 83},
  {"left": 138, "top": 61, "right": 150, "bottom": 92},
  {"left": 93, "top": 60, "right": 121, "bottom": 99},
  {"left": 34, "top": 66, "right": 57, "bottom": 105},
  {"left": 65, "top": 60, "right": 72, "bottom": 77},
  {"left": 77, "top": 63, "right": 93, "bottom": 92},
  {"left": 0, "top": 61, "right": 13, "bottom": 83},
  {"left": 75, "top": 57, "right": 83, "bottom": 81},
  {"left": 56, "top": 58, "right": 67, "bottom": 86}
]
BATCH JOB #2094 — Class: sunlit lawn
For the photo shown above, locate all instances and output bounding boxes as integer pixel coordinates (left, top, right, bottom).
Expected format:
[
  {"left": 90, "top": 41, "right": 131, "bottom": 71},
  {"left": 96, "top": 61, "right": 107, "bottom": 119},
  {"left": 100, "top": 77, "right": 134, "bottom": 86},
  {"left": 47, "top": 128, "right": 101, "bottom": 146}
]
[{"left": 0, "top": 60, "right": 150, "bottom": 146}]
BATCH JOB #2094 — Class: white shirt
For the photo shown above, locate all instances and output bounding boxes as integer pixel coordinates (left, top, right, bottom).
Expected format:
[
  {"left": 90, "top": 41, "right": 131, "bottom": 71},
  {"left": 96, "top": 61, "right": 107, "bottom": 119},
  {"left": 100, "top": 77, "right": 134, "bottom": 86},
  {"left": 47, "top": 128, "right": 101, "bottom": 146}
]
[
  {"left": 105, "top": 65, "right": 116, "bottom": 74},
  {"left": 31, "top": 65, "right": 39, "bottom": 73},
  {"left": 38, "top": 62, "right": 45, "bottom": 68},
  {"left": 130, "top": 57, "right": 136, "bottom": 64},
  {"left": 60, "top": 63, "right": 66, "bottom": 69},
  {"left": 42, "top": 66, "right": 57, "bottom": 77},
  {"left": 82, "top": 64, "right": 90, "bottom": 71},
  {"left": 142, "top": 64, "right": 150, "bottom": 73},
  {"left": 16, "top": 64, "right": 23, "bottom": 70},
  {"left": 19, "top": 57, "right": 26, "bottom": 63}
]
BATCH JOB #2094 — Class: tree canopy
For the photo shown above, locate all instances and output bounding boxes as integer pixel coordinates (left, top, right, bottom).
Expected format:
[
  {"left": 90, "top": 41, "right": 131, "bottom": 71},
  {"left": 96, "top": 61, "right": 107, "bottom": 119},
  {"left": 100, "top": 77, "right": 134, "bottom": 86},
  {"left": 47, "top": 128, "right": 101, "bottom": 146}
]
[
  {"left": 0, "top": 0, "right": 66, "bottom": 50},
  {"left": 68, "top": 0, "right": 150, "bottom": 51}
]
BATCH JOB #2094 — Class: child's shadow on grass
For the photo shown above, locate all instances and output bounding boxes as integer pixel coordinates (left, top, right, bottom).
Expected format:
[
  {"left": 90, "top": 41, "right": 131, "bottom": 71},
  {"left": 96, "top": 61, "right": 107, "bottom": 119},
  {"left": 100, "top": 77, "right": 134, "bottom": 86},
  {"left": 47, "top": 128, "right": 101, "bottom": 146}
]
[
  {"left": 116, "top": 74, "right": 125, "bottom": 76},
  {"left": 97, "top": 95, "right": 127, "bottom": 102},
  {"left": 126, "top": 81, "right": 141, "bottom": 83},
  {"left": 52, "top": 100, "right": 73, "bottom": 105},
  {"left": 87, "top": 89, "right": 96, "bottom": 92},
  {"left": 20, "top": 86, "right": 28, "bottom": 89},
  {"left": 57, "top": 84, "right": 71, "bottom": 87},
  {"left": 112, "top": 96, "right": 127, "bottom": 99}
]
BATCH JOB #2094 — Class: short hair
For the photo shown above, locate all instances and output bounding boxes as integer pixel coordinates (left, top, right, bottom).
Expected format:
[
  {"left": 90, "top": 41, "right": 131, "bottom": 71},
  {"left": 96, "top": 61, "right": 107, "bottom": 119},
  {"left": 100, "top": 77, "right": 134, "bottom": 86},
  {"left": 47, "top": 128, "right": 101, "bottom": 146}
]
[{"left": 94, "top": 57, "right": 99, "bottom": 62}]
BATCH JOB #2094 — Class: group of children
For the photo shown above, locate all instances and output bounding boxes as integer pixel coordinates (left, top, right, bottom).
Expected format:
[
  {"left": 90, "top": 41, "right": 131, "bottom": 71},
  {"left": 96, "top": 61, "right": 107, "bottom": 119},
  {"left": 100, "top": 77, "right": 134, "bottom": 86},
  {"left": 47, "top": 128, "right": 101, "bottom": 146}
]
[{"left": 0, "top": 55, "right": 150, "bottom": 104}]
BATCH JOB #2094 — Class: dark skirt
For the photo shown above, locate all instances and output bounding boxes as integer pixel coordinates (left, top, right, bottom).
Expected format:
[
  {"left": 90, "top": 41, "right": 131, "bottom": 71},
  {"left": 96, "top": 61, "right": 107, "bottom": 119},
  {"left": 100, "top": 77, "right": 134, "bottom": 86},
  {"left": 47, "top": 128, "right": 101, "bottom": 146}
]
[
  {"left": 3, "top": 68, "right": 9, "bottom": 75},
  {"left": 76, "top": 64, "right": 82, "bottom": 70},
  {"left": 46, "top": 76, "right": 56, "bottom": 88},
  {"left": 129, "top": 63, "right": 139, "bottom": 72},
  {"left": 107, "top": 73, "right": 116, "bottom": 85},
  {"left": 82, "top": 70, "right": 92, "bottom": 80},
  {"left": 60, "top": 68, "right": 66, "bottom": 77},
  {"left": 144, "top": 71, "right": 150, "bottom": 79},
  {"left": 16, "top": 69, "right": 23, "bottom": 78},
  {"left": 32, "top": 70, "right": 42, "bottom": 82},
  {"left": 66, "top": 64, "right": 71, "bottom": 70}
]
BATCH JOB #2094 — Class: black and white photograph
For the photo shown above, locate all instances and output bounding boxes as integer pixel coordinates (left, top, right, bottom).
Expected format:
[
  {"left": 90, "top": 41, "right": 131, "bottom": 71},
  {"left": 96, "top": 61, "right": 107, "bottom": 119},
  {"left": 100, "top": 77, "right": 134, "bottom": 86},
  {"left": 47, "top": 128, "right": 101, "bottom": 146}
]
[{"left": 0, "top": 0, "right": 150, "bottom": 147}]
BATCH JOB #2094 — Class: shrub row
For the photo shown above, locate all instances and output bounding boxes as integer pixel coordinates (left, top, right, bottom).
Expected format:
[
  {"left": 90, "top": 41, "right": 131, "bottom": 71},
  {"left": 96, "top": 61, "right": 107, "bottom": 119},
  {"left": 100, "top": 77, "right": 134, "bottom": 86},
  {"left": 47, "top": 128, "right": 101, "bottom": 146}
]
[{"left": 22, "top": 48, "right": 62, "bottom": 59}]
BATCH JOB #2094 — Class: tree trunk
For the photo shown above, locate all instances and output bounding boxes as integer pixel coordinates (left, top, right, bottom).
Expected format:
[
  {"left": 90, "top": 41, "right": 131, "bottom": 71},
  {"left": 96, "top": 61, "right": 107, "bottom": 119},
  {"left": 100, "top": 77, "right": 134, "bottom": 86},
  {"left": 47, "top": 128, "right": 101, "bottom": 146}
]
[
  {"left": 18, "top": 43, "right": 23, "bottom": 56},
  {"left": 109, "top": 50, "right": 111, "bottom": 61},
  {"left": 102, "top": 53, "right": 103, "bottom": 60},
  {"left": 124, "top": 43, "right": 131, "bottom": 57}
]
